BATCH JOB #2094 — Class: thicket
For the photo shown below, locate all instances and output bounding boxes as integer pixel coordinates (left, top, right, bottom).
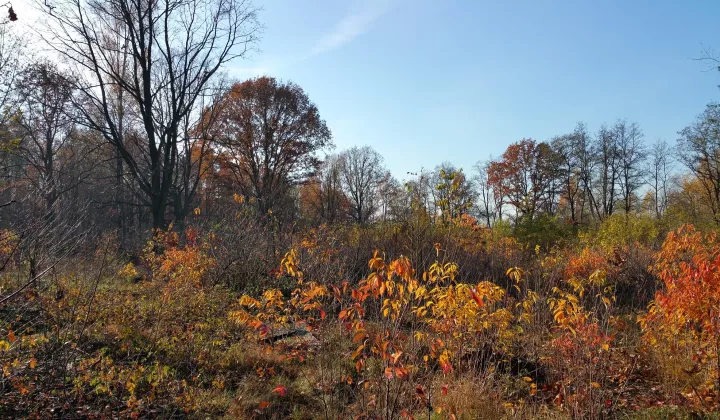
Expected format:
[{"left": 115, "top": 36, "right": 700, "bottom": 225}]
[{"left": 2, "top": 207, "right": 720, "bottom": 419}]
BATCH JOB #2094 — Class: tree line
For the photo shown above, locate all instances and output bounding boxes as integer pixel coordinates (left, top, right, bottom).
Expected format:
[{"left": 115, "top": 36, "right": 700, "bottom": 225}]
[{"left": 1, "top": 0, "right": 719, "bottom": 253}]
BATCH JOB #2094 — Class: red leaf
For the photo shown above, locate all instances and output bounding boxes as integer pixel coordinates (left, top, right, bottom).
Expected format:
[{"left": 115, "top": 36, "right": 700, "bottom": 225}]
[
  {"left": 441, "top": 384, "right": 449, "bottom": 395},
  {"left": 400, "top": 409, "right": 415, "bottom": 419},
  {"left": 258, "top": 401, "right": 271, "bottom": 409},
  {"left": 257, "top": 324, "right": 271, "bottom": 337},
  {"left": 272, "top": 385, "right": 287, "bottom": 397},
  {"left": 440, "top": 361, "right": 453, "bottom": 374},
  {"left": 470, "top": 288, "right": 484, "bottom": 307},
  {"left": 330, "top": 284, "right": 342, "bottom": 300}
]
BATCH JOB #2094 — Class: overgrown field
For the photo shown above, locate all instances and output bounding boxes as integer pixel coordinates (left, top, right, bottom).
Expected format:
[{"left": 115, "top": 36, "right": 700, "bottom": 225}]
[{"left": 2, "top": 213, "right": 720, "bottom": 419}]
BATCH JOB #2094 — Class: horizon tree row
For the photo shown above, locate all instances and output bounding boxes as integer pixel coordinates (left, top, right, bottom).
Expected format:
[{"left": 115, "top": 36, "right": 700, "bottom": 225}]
[{"left": 2, "top": 6, "right": 720, "bottom": 255}]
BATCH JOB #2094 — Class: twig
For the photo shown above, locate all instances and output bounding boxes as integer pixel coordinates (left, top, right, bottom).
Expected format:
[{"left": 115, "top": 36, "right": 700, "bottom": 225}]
[{"left": 0, "top": 249, "right": 71, "bottom": 306}]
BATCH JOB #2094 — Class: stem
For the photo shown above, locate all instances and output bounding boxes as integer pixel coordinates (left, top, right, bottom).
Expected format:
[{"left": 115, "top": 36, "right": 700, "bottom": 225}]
[{"left": 716, "top": 319, "right": 720, "bottom": 406}]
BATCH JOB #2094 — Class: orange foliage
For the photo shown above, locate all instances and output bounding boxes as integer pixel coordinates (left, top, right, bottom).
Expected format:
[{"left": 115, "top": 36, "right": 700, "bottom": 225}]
[
  {"left": 641, "top": 225, "right": 720, "bottom": 407},
  {"left": 564, "top": 247, "right": 614, "bottom": 282}
]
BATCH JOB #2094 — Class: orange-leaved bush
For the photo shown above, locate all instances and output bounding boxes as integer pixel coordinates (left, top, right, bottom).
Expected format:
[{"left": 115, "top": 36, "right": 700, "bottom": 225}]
[{"left": 640, "top": 224, "right": 720, "bottom": 407}]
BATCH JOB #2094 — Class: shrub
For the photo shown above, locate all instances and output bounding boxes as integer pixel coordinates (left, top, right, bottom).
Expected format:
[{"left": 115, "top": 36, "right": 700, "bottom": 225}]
[{"left": 640, "top": 225, "right": 720, "bottom": 409}]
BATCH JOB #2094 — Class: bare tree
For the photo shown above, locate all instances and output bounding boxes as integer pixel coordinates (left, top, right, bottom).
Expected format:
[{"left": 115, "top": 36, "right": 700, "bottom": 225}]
[
  {"left": 0, "top": 23, "right": 25, "bottom": 208},
  {"left": 614, "top": 119, "right": 646, "bottom": 214},
  {"left": 300, "top": 154, "right": 346, "bottom": 224},
  {"left": 170, "top": 92, "right": 225, "bottom": 231},
  {"left": 473, "top": 159, "right": 497, "bottom": 226},
  {"left": 377, "top": 173, "right": 401, "bottom": 222},
  {"left": 404, "top": 168, "right": 434, "bottom": 218},
  {"left": 41, "top": 0, "right": 261, "bottom": 229},
  {"left": 595, "top": 124, "right": 620, "bottom": 219},
  {"left": 551, "top": 134, "right": 580, "bottom": 223},
  {"left": 13, "top": 62, "right": 77, "bottom": 216},
  {"left": 571, "top": 122, "right": 597, "bottom": 223},
  {"left": 696, "top": 45, "right": 720, "bottom": 90},
  {"left": 339, "top": 146, "right": 385, "bottom": 224},
  {"left": 0, "top": 22, "right": 23, "bottom": 128},
  {"left": 647, "top": 138, "right": 673, "bottom": 218}
]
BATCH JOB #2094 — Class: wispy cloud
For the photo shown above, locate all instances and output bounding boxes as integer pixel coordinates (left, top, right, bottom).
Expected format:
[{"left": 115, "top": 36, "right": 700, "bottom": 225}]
[
  {"left": 225, "top": 1, "right": 394, "bottom": 78},
  {"left": 309, "top": 0, "right": 393, "bottom": 57}
]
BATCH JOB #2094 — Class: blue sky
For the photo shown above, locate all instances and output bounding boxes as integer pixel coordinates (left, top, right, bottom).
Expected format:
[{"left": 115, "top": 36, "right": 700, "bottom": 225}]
[
  {"left": 13, "top": 0, "right": 720, "bottom": 179},
  {"left": 229, "top": 0, "right": 720, "bottom": 180}
]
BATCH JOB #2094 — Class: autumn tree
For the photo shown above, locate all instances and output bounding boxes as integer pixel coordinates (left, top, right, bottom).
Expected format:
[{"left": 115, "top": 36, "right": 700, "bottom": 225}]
[
  {"left": 210, "top": 77, "right": 332, "bottom": 218},
  {"left": 339, "top": 146, "right": 386, "bottom": 224},
  {"left": 677, "top": 103, "right": 720, "bottom": 224},
  {"left": 431, "top": 163, "right": 475, "bottom": 223},
  {"left": 488, "top": 139, "right": 561, "bottom": 221},
  {"left": 663, "top": 175, "right": 713, "bottom": 227},
  {"left": 42, "top": 0, "right": 260, "bottom": 229}
]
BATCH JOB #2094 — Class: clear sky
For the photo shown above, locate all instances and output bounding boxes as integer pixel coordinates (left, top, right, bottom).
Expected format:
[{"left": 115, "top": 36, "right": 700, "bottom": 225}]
[
  {"left": 228, "top": 0, "right": 720, "bottom": 179},
  {"left": 11, "top": 0, "right": 720, "bottom": 180}
]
